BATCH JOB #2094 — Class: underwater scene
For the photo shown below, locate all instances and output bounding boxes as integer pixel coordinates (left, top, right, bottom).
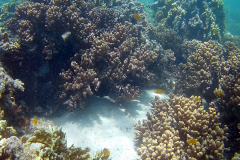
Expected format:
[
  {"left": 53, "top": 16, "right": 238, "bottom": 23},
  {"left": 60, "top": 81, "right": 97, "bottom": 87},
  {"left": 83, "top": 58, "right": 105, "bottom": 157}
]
[{"left": 0, "top": 0, "right": 240, "bottom": 159}]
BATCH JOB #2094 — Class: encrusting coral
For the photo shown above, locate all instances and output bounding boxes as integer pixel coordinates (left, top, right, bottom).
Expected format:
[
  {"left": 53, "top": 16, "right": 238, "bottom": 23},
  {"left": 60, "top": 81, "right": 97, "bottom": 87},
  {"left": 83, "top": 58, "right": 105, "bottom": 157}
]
[{"left": 134, "top": 94, "right": 228, "bottom": 160}]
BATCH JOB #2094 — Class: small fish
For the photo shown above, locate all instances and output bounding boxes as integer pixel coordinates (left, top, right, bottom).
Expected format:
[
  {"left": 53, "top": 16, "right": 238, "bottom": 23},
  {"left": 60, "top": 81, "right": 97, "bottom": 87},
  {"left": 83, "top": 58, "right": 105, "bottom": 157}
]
[
  {"left": 168, "top": 79, "right": 175, "bottom": 89},
  {"left": 103, "top": 148, "right": 110, "bottom": 156},
  {"left": 193, "top": 96, "right": 201, "bottom": 103},
  {"left": 32, "top": 117, "right": 38, "bottom": 125},
  {"left": 132, "top": 13, "right": 141, "bottom": 22},
  {"left": 210, "top": 7, "right": 218, "bottom": 10},
  {"left": 215, "top": 88, "right": 224, "bottom": 98},
  {"left": 62, "top": 31, "right": 71, "bottom": 42},
  {"left": 186, "top": 30, "right": 190, "bottom": 35},
  {"left": 187, "top": 138, "right": 198, "bottom": 145},
  {"left": 172, "top": 123, "right": 178, "bottom": 129},
  {"left": 155, "top": 89, "right": 165, "bottom": 94}
]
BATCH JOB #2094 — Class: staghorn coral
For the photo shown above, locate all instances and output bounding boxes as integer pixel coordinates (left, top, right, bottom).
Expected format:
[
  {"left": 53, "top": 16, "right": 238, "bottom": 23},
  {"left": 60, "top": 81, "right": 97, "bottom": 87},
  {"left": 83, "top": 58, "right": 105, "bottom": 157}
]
[
  {"left": 134, "top": 94, "right": 228, "bottom": 160},
  {"left": 176, "top": 40, "right": 224, "bottom": 101}
]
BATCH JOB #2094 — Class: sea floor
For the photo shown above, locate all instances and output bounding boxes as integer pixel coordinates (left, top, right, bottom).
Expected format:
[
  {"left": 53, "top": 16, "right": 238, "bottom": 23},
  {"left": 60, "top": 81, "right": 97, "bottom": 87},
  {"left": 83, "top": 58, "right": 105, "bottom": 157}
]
[{"left": 48, "top": 88, "right": 169, "bottom": 160}]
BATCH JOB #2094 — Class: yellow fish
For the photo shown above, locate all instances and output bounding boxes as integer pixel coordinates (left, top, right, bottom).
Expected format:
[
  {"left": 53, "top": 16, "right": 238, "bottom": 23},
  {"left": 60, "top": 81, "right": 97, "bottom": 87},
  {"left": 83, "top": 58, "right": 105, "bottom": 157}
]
[
  {"left": 215, "top": 88, "right": 224, "bottom": 98},
  {"left": 210, "top": 7, "right": 218, "bottom": 10},
  {"left": 187, "top": 138, "right": 198, "bottom": 145},
  {"left": 103, "top": 148, "right": 110, "bottom": 156},
  {"left": 193, "top": 96, "right": 201, "bottom": 103},
  {"left": 132, "top": 13, "right": 141, "bottom": 21},
  {"left": 32, "top": 117, "right": 38, "bottom": 125},
  {"left": 155, "top": 89, "right": 165, "bottom": 94}
]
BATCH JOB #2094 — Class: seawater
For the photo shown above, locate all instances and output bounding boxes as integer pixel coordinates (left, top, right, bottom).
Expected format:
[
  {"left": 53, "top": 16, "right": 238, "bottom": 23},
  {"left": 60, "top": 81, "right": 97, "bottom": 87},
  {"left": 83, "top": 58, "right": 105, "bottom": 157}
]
[{"left": 223, "top": 0, "right": 240, "bottom": 35}]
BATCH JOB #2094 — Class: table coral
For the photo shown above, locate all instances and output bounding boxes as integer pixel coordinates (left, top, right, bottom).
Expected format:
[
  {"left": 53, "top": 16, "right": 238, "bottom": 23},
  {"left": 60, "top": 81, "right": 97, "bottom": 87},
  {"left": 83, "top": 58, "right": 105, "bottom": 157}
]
[{"left": 134, "top": 94, "right": 228, "bottom": 160}]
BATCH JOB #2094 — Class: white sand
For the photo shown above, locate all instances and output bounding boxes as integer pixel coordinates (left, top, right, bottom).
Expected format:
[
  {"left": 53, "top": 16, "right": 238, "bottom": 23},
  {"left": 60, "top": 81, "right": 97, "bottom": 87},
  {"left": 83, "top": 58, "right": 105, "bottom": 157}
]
[{"left": 49, "top": 89, "right": 169, "bottom": 160}]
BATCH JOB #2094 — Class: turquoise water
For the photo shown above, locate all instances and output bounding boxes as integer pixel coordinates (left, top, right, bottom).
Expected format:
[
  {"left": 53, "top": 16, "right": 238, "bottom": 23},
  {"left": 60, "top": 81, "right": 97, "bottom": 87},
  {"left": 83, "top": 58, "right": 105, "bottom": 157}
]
[{"left": 223, "top": 0, "right": 240, "bottom": 35}]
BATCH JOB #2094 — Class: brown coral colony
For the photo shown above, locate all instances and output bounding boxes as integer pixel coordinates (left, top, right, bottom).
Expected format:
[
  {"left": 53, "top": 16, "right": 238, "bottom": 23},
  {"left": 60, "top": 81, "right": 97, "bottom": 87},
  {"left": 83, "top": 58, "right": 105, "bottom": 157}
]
[{"left": 0, "top": 0, "right": 240, "bottom": 159}]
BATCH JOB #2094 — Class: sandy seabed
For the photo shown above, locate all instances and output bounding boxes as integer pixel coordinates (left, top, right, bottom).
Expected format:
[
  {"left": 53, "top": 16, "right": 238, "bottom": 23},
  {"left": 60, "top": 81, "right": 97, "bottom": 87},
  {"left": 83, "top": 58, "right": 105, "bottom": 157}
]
[{"left": 49, "top": 89, "right": 169, "bottom": 160}]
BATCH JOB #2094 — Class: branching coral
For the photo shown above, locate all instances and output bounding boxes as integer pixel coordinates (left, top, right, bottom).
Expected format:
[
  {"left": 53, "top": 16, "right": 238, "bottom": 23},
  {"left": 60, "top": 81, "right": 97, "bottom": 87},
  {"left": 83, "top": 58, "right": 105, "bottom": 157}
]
[
  {"left": 210, "top": 42, "right": 240, "bottom": 158},
  {"left": 151, "top": 0, "right": 225, "bottom": 41},
  {"left": 0, "top": 65, "right": 24, "bottom": 109},
  {"left": 0, "top": 109, "right": 16, "bottom": 139},
  {"left": 0, "top": 0, "right": 151, "bottom": 112},
  {"left": 176, "top": 40, "right": 224, "bottom": 101},
  {"left": 0, "top": 118, "right": 90, "bottom": 159},
  {"left": 134, "top": 94, "right": 228, "bottom": 160},
  {"left": 60, "top": 22, "right": 158, "bottom": 109},
  {"left": 21, "top": 125, "right": 90, "bottom": 159}
]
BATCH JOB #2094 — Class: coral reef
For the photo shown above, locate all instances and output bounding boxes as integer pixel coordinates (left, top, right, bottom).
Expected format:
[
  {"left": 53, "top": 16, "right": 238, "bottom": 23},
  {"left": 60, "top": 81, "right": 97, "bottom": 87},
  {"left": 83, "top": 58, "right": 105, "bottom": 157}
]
[
  {"left": 176, "top": 40, "right": 224, "bottom": 101},
  {"left": 0, "top": 122, "right": 90, "bottom": 159},
  {"left": 0, "top": 65, "right": 24, "bottom": 98},
  {"left": 210, "top": 42, "right": 240, "bottom": 158},
  {"left": 1, "top": 0, "right": 240, "bottom": 159},
  {"left": 90, "top": 149, "right": 111, "bottom": 160},
  {"left": 0, "top": 0, "right": 153, "bottom": 111},
  {"left": 134, "top": 94, "right": 228, "bottom": 160},
  {"left": 0, "top": 108, "right": 27, "bottom": 159},
  {"left": 21, "top": 125, "right": 90, "bottom": 159},
  {"left": 60, "top": 22, "right": 158, "bottom": 109},
  {"left": 151, "top": 0, "right": 225, "bottom": 41},
  {"left": 0, "top": 108, "right": 16, "bottom": 139}
]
